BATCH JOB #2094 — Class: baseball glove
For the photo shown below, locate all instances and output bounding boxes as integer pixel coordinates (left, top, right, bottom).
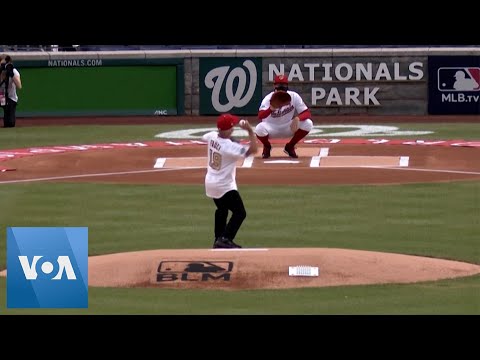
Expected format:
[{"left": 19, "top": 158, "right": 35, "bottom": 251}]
[{"left": 270, "top": 91, "right": 291, "bottom": 109}]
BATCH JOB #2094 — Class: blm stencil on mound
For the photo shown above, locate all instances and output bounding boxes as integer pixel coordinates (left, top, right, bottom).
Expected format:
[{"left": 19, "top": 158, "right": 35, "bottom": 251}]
[{"left": 82, "top": 248, "right": 480, "bottom": 290}]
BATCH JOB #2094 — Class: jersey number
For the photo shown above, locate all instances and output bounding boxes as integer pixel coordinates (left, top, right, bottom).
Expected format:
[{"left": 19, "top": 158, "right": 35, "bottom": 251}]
[{"left": 209, "top": 149, "right": 222, "bottom": 170}]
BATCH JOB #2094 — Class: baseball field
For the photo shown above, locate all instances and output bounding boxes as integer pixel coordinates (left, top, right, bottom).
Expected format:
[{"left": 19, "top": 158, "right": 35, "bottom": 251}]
[{"left": 0, "top": 117, "right": 479, "bottom": 314}]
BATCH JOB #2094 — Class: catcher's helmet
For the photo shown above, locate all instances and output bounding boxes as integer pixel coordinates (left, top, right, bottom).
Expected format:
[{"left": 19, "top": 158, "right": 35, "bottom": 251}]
[{"left": 274, "top": 74, "right": 288, "bottom": 84}]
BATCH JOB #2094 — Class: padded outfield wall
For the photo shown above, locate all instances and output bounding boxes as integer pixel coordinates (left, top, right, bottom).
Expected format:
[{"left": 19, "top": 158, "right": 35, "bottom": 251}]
[{"left": 10, "top": 47, "right": 480, "bottom": 117}]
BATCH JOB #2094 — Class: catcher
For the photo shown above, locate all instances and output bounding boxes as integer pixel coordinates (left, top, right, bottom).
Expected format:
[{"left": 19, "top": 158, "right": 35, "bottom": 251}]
[{"left": 255, "top": 74, "right": 313, "bottom": 158}]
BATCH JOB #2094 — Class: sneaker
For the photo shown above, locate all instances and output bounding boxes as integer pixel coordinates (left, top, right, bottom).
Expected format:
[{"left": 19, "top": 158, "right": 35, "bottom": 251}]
[
  {"left": 213, "top": 237, "right": 242, "bottom": 249},
  {"left": 262, "top": 145, "right": 272, "bottom": 159},
  {"left": 283, "top": 144, "right": 298, "bottom": 158}
]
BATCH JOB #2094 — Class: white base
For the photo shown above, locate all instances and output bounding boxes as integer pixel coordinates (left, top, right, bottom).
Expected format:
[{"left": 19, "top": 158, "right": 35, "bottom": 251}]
[{"left": 289, "top": 266, "right": 319, "bottom": 277}]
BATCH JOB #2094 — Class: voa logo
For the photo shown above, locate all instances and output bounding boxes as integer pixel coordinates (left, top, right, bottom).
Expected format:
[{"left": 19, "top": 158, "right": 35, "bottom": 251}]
[
  {"left": 18, "top": 255, "right": 77, "bottom": 280},
  {"left": 204, "top": 59, "right": 258, "bottom": 112},
  {"left": 7, "top": 227, "right": 88, "bottom": 308}
]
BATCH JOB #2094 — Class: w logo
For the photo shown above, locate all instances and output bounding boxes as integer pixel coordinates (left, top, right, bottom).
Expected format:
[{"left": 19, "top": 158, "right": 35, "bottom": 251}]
[{"left": 200, "top": 58, "right": 261, "bottom": 115}]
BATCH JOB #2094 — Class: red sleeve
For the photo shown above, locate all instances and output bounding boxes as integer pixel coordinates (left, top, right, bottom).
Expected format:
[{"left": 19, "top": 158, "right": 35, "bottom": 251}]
[
  {"left": 297, "top": 109, "right": 311, "bottom": 121},
  {"left": 258, "top": 107, "right": 272, "bottom": 120}
]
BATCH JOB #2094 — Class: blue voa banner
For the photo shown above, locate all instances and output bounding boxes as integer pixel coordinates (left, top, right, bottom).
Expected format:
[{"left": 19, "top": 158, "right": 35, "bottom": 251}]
[
  {"left": 428, "top": 56, "right": 480, "bottom": 114},
  {"left": 7, "top": 227, "right": 88, "bottom": 308}
]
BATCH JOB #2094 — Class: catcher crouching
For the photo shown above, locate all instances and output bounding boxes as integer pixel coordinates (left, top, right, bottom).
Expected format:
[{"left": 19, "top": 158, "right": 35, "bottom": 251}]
[{"left": 255, "top": 74, "right": 313, "bottom": 158}]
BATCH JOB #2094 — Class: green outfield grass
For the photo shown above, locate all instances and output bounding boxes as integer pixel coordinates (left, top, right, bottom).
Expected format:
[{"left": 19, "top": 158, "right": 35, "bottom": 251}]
[{"left": 0, "top": 122, "right": 479, "bottom": 314}]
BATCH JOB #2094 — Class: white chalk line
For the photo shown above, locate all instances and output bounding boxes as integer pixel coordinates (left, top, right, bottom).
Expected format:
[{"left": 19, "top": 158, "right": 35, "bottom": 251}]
[
  {"left": 0, "top": 167, "right": 204, "bottom": 185},
  {"left": 242, "top": 155, "right": 254, "bottom": 168},
  {"left": 360, "top": 166, "right": 480, "bottom": 175}
]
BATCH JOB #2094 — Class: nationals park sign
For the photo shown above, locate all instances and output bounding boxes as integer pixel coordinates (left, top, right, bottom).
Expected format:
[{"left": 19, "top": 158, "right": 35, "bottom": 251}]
[
  {"left": 199, "top": 58, "right": 425, "bottom": 113},
  {"left": 267, "top": 61, "right": 425, "bottom": 107}
]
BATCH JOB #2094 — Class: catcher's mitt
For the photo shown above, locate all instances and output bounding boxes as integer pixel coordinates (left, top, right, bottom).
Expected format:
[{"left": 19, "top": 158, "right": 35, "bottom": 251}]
[{"left": 270, "top": 91, "right": 291, "bottom": 109}]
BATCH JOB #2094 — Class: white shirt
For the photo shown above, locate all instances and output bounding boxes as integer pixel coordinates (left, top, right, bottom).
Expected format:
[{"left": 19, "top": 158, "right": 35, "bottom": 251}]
[
  {"left": 202, "top": 131, "right": 248, "bottom": 199},
  {"left": 259, "top": 90, "right": 308, "bottom": 125},
  {"left": 0, "top": 68, "right": 20, "bottom": 102}
]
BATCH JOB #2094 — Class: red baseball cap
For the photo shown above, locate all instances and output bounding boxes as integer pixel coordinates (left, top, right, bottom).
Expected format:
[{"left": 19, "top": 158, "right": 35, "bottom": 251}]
[
  {"left": 274, "top": 74, "right": 288, "bottom": 84},
  {"left": 217, "top": 113, "right": 240, "bottom": 130}
]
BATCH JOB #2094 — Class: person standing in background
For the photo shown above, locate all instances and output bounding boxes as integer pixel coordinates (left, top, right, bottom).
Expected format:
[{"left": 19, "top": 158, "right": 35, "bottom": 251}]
[{"left": 0, "top": 55, "right": 22, "bottom": 128}]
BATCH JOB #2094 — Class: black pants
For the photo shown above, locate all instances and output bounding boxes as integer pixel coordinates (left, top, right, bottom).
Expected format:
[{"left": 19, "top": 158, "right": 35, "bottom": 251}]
[
  {"left": 2, "top": 98, "right": 17, "bottom": 128},
  {"left": 213, "top": 190, "right": 247, "bottom": 241}
]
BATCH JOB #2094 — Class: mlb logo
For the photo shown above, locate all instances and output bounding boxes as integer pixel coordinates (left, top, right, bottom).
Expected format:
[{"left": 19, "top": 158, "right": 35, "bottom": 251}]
[
  {"left": 7, "top": 227, "right": 88, "bottom": 308},
  {"left": 437, "top": 67, "right": 480, "bottom": 91}
]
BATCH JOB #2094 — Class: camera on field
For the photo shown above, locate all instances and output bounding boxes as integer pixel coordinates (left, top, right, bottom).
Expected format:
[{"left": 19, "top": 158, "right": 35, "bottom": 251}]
[{"left": 1, "top": 62, "right": 14, "bottom": 77}]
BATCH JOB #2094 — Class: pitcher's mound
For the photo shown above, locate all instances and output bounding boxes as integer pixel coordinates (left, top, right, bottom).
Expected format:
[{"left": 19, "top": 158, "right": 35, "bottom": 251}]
[{"left": 81, "top": 248, "right": 480, "bottom": 290}]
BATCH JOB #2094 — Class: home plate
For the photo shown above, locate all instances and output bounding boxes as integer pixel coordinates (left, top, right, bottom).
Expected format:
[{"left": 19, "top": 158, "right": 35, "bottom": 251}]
[{"left": 256, "top": 147, "right": 321, "bottom": 158}]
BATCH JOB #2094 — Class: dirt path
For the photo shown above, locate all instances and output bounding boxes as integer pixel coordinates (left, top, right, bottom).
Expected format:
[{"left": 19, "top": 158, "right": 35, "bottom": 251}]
[{"left": 1, "top": 144, "right": 479, "bottom": 185}]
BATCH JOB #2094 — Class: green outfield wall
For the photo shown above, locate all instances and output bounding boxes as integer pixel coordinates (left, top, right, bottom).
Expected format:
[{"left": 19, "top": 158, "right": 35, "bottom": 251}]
[{"left": 14, "top": 58, "right": 184, "bottom": 117}]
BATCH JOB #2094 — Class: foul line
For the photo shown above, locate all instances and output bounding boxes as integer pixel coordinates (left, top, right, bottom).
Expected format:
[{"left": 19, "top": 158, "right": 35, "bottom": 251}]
[
  {"left": 361, "top": 166, "right": 480, "bottom": 175},
  {"left": 0, "top": 167, "right": 202, "bottom": 185}
]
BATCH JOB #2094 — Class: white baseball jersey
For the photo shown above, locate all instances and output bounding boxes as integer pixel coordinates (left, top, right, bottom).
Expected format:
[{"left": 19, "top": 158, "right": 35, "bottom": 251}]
[
  {"left": 202, "top": 131, "right": 248, "bottom": 199},
  {"left": 259, "top": 90, "right": 308, "bottom": 125}
]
